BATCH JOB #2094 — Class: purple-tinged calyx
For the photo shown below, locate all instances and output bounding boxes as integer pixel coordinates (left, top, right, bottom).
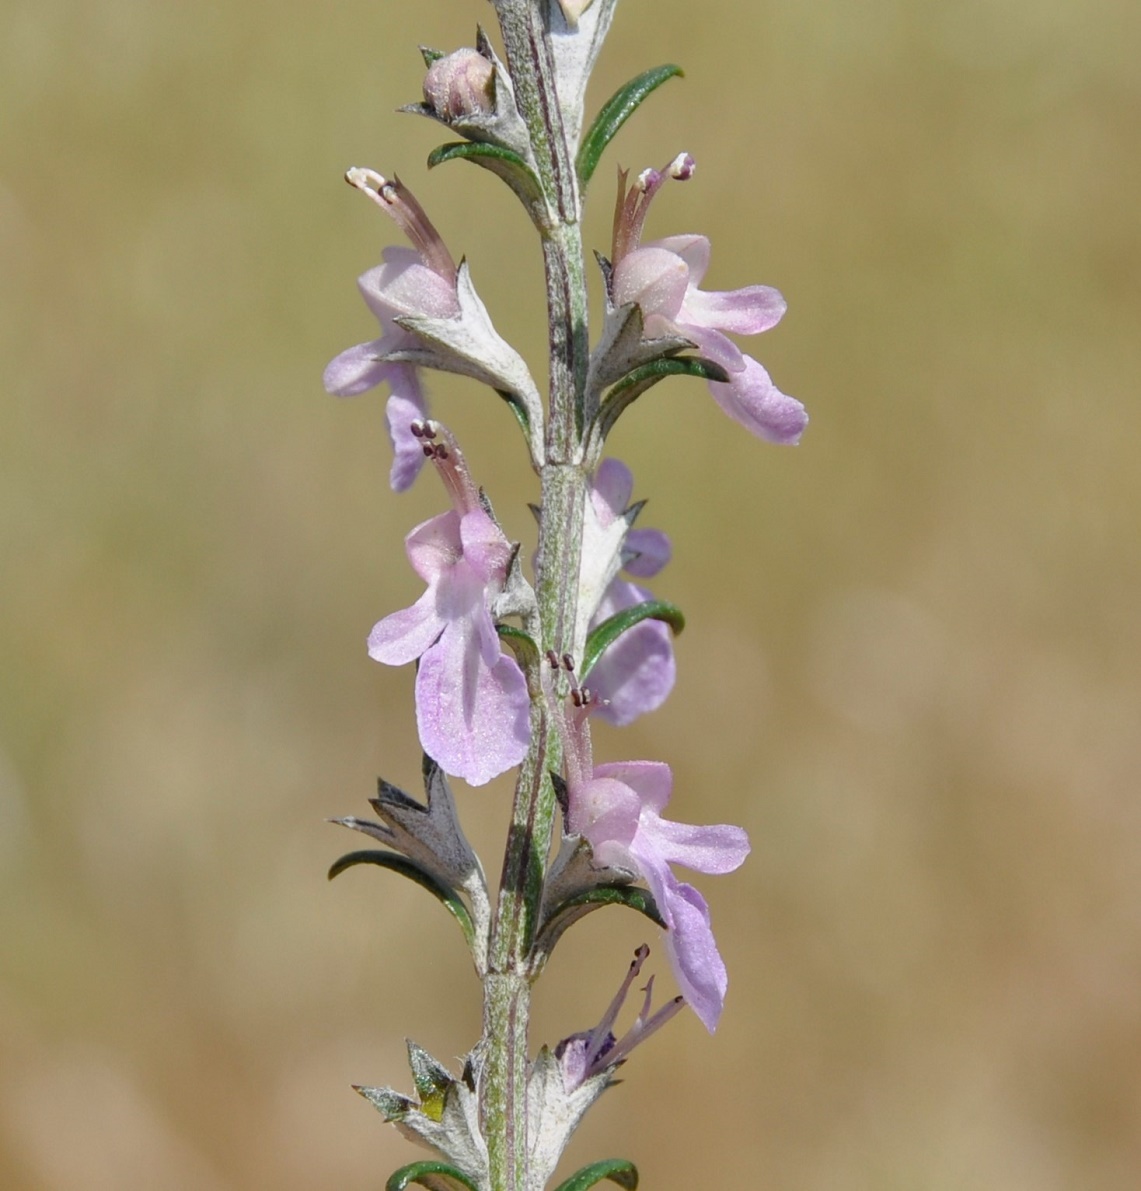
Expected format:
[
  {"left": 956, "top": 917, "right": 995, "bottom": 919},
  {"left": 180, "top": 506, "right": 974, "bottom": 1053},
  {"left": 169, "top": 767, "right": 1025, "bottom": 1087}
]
[
  {"left": 607, "top": 155, "right": 808, "bottom": 446},
  {"left": 558, "top": 696, "right": 750, "bottom": 1032},
  {"left": 422, "top": 49, "right": 496, "bottom": 123},
  {"left": 323, "top": 170, "right": 543, "bottom": 488},
  {"left": 367, "top": 424, "right": 531, "bottom": 786},
  {"left": 577, "top": 458, "right": 675, "bottom": 725},
  {"left": 556, "top": 944, "right": 684, "bottom": 1091},
  {"left": 410, "top": 35, "right": 538, "bottom": 171}
]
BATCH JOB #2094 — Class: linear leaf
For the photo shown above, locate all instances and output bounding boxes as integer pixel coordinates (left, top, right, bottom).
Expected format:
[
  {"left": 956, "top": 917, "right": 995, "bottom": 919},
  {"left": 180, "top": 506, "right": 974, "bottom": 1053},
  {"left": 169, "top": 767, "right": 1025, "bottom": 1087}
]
[
  {"left": 552, "top": 1158, "right": 640, "bottom": 1191},
  {"left": 581, "top": 600, "right": 685, "bottom": 679},
  {"left": 427, "top": 141, "right": 545, "bottom": 216},
  {"left": 385, "top": 1160, "right": 481, "bottom": 1191},
  {"left": 328, "top": 850, "right": 475, "bottom": 948},
  {"left": 496, "top": 624, "right": 541, "bottom": 672},
  {"left": 577, "top": 64, "right": 683, "bottom": 188},
  {"left": 535, "top": 883, "right": 665, "bottom": 963},
  {"left": 595, "top": 355, "right": 729, "bottom": 443}
]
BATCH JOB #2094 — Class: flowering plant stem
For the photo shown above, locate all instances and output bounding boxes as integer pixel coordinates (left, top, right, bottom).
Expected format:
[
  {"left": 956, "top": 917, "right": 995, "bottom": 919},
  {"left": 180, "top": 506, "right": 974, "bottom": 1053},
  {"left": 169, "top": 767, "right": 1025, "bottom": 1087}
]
[
  {"left": 323, "top": 0, "right": 805, "bottom": 1186},
  {"left": 485, "top": 8, "right": 589, "bottom": 1183}
]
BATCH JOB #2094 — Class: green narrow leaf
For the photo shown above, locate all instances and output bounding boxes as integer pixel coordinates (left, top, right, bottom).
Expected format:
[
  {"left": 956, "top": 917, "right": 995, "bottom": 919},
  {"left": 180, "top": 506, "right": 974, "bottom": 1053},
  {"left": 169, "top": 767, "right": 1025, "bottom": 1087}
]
[
  {"left": 606, "top": 356, "right": 729, "bottom": 402},
  {"left": 428, "top": 140, "right": 529, "bottom": 172},
  {"left": 595, "top": 356, "right": 729, "bottom": 442},
  {"left": 497, "top": 624, "right": 541, "bottom": 672},
  {"left": 553, "top": 885, "right": 665, "bottom": 926},
  {"left": 328, "top": 850, "right": 475, "bottom": 948},
  {"left": 577, "top": 64, "right": 683, "bottom": 188},
  {"left": 581, "top": 600, "right": 686, "bottom": 679},
  {"left": 535, "top": 884, "right": 665, "bottom": 964},
  {"left": 497, "top": 387, "right": 532, "bottom": 437},
  {"left": 552, "top": 1158, "right": 640, "bottom": 1191},
  {"left": 427, "top": 141, "right": 545, "bottom": 217},
  {"left": 386, "top": 1160, "right": 481, "bottom": 1191}
]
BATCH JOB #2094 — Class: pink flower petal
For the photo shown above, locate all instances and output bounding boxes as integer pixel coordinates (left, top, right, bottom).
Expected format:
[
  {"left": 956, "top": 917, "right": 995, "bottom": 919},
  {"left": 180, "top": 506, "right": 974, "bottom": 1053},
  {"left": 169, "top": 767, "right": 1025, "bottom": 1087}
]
[
  {"left": 708, "top": 355, "right": 808, "bottom": 445},
  {"left": 415, "top": 622, "right": 529, "bottom": 786},
  {"left": 323, "top": 339, "right": 394, "bottom": 396},
  {"left": 682, "top": 284, "right": 786, "bottom": 336},
  {"left": 403, "top": 511, "right": 463, "bottom": 586},
  {"left": 673, "top": 321, "right": 745, "bottom": 373},
  {"left": 643, "top": 815, "right": 751, "bottom": 875},
  {"left": 611, "top": 246, "right": 689, "bottom": 321},
  {"left": 367, "top": 587, "right": 444, "bottom": 666},
  {"left": 589, "top": 458, "right": 634, "bottom": 526},
  {"left": 622, "top": 528, "right": 671, "bottom": 579},
  {"left": 359, "top": 248, "right": 460, "bottom": 321},
  {"left": 385, "top": 384, "right": 428, "bottom": 493},
  {"left": 649, "top": 234, "right": 711, "bottom": 287},
  {"left": 587, "top": 581, "right": 675, "bottom": 726},
  {"left": 592, "top": 760, "right": 673, "bottom": 814},
  {"left": 458, "top": 509, "right": 514, "bottom": 584}
]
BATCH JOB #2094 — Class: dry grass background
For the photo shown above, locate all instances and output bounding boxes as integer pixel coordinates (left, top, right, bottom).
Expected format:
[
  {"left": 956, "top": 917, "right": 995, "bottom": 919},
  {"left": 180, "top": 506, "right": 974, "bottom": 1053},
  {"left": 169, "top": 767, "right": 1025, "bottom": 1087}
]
[{"left": 3, "top": 0, "right": 1141, "bottom": 1187}]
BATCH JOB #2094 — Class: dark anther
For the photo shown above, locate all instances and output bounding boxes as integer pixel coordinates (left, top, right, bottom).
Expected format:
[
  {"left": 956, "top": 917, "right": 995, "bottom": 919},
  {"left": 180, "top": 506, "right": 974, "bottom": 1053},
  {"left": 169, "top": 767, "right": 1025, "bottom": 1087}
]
[
  {"left": 421, "top": 444, "right": 435, "bottom": 457},
  {"left": 410, "top": 421, "right": 426, "bottom": 438},
  {"left": 561, "top": 653, "right": 575, "bottom": 672},
  {"left": 434, "top": 443, "right": 450, "bottom": 460},
  {"left": 545, "top": 649, "right": 560, "bottom": 668}
]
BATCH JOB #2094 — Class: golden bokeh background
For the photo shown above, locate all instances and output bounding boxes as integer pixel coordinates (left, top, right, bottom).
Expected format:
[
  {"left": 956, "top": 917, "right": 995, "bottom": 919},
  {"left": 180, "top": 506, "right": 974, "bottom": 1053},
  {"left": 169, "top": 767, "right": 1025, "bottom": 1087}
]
[{"left": 3, "top": 0, "right": 1141, "bottom": 1186}]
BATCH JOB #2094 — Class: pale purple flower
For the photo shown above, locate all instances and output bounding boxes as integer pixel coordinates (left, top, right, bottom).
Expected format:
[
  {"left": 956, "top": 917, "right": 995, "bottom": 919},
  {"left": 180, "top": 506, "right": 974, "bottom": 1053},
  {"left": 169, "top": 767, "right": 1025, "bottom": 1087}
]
[
  {"left": 325, "top": 244, "right": 461, "bottom": 491},
  {"left": 610, "top": 157, "right": 808, "bottom": 445},
  {"left": 324, "top": 171, "right": 460, "bottom": 492},
  {"left": 582, "top": 458, "right": 675, "bottom": 726},
  {"left": 561, "top": 703, "right": 750, "bottom": 1032},
  {"left": 325, "top": 169, "right": 545, "bottom": 481},
  {"left": 368, "top": 428, "right": 530, "bottom": 786}
]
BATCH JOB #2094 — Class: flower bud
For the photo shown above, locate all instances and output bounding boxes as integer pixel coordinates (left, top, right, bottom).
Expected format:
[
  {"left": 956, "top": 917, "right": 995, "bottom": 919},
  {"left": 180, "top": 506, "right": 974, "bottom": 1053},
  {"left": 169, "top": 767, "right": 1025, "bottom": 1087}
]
[{"left": 422, "top": 49, "right": 495, "bottom": 122}]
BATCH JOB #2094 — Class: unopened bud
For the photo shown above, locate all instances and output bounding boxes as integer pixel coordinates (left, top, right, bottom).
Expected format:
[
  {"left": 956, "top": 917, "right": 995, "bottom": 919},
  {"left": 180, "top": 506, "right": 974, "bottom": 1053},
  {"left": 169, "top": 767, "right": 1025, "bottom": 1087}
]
[{"left": 423, "top": 49, "right": 495, "bottom": 122}]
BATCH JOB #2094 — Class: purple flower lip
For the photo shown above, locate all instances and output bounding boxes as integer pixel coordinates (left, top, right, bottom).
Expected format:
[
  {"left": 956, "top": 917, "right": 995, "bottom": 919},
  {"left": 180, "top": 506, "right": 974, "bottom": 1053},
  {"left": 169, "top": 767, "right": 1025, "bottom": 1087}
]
[
  {"left": 557, "top": 692, "right": 751, "bottom": 1032},
  {"left": 368, "top": 426, "right": 531, "bottom": 786},
  {"left": 579, "top": 458, "right": 676, "bottom": 726},
  {"left": 323, "top": 169, "right": 461, "bottom": 493},
  {"left": 607, "top": 158, "right": 808, "bottom": 446}
]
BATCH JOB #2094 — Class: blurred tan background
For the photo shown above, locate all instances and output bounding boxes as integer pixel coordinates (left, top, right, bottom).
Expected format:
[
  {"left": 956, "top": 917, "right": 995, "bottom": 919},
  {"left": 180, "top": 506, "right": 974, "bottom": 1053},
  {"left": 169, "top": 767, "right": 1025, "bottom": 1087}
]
[{"left": 3, "top": 0, "right": 1141, "bottom": 1187}]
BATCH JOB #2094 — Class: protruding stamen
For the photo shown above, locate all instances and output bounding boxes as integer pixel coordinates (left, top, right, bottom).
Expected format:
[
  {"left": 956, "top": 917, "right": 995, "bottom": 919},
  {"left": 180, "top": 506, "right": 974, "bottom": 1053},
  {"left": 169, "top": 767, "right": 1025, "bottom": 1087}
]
[
  {"left": 635, "top": 167, "right": 661, "bottom": 192},
  {"left": 557, "top": 946, "right": 686, "bottom": 1089},
  {"left": 611, "top": 152, "right": 698, "bottom": 265},
  {"left": 343, "top": 167, "right": 457, "bottom": 282},
  {"left": 581, "top": 944, "right": 650, "bottom": 1069},
  {"left": 561, "top": 653, "right": 576, "bottom": 672},
  {"left": 410, "top": 419, "right": 437, "bottom": 440},
  {"left": 422, "top": 422, "right": 480, "bottom": 514}
]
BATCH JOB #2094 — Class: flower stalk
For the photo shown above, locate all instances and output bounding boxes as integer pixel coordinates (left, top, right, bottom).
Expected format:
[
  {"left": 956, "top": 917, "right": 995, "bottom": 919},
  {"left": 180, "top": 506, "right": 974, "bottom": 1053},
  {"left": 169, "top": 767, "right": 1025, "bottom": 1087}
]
[{"left": 322, "top": 1, "right": 805, "bottom": 1188}]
